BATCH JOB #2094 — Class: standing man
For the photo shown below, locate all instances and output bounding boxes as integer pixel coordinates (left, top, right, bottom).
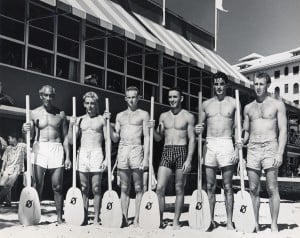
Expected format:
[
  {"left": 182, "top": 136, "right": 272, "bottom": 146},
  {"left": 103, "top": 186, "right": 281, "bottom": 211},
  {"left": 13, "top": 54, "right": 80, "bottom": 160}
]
[
  {"left": 150, "top": 87, "right": 195, "bottom": 229},
  {"left": 0, "top": 132, "right": 26, "bottom": 206},
  {"left": 68, "top": 92, "right": 107, "bottom": 225},
  {"left": 107, "top": 86, "right": 150, "bottom": 227},
  {"left": 23, "top": 85, "right": 71, "bottom": 224},
  {"left": 195, "top": 72, "right": 239, "bottom": 230},
  {"left": 243, "top": 72, "right": 287, "bottom": 232}
]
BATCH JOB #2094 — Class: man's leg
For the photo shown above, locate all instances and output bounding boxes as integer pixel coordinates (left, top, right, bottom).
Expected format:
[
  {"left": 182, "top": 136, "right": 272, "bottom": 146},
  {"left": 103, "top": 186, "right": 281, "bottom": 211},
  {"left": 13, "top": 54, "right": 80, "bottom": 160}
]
[
  {"left": 33, "top": 164, "right": 46, "bottom": 199},
  {"left": 119, "top": 169, "right": 131, "bottom": 226},
  {"left": 173, "top": 168, "right": 186, "bottom": 229},
  {"left": 265, "top": 168, "right": 280, "bottom": 232},
  {"left": 156, "top": 166, "right": 172, "bottom": 226},
  {"left": 50, "top": 167, "right": 64, "bottom": 224},
  {"left": 247, "top": 168, "right": 261, "bottom": 231},
  {"left": 205, "top": 166, "right": 217, "bottom": 226},
  {"left": 91, "top": 172, "right": 103, "bottom": 224},
  {"left": 79, "top": 172, "right": 90, "bottom": 223},
  {"left": 221, "top": 166, "right": 234, "bottom": 230},
  {"left": 132, "top": 169, "right": 143, "bottom": 227}
]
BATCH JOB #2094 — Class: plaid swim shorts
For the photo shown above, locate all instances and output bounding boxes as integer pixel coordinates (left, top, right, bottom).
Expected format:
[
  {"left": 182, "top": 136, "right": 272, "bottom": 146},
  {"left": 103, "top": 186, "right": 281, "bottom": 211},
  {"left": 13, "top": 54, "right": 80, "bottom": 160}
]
[{"left": 160, "top": 145, "right": 187, "bottom": 170}]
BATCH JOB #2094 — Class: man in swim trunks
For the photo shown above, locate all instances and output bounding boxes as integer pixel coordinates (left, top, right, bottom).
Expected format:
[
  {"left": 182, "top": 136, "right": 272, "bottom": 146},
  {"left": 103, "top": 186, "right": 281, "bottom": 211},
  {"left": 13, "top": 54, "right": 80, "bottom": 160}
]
[
  {"left": 243, "top": 72, "right": 287, "bottom": 232},
  {"left": 22, "top": 85, "right": 70, "bottom": 224},
  {"left": 150, "top": 87, "right": 195, "bottom": 229},
  {"left": 195, "top": 72, "right": 239, "bottom": 230},
  {"left": 68, "top": 91, "right": 107, "bottom": 225},
  {"left": 107, "top": 86, "right": 150, "bottom": 227}
]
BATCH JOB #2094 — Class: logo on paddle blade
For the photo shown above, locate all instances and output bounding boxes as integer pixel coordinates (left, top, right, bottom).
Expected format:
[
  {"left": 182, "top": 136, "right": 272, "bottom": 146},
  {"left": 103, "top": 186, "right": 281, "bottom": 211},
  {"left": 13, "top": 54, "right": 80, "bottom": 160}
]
[
  {"left": 145, "top": 202, "right": 152, "bottom": 210},
  {"left": 26, "top": 200, "right": 33, "bottom": 208},
  {"left": 196, "top": 202, "right": 202, "bottom": 210},
  {"left": 106, "top": 202, "right": 113, "bottom": 210},
  {"left": 240, "top": 205, "right": 247, "bottom": 213},
  {"left": 70, "top": 197, "right": 77, "bottom": 205}
]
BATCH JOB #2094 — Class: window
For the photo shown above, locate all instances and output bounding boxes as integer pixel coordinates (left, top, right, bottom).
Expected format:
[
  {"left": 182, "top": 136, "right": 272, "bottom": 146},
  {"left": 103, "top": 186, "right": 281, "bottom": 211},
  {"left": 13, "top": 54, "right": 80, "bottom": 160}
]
[
  {"left": 0, "top": 38, "right": 24, "bottom": 67},
  {"left": 284, "top": 67, "right": 289, "bottom": 76},
  {"left": 293, "top": 66, "right": 299, "bottom": 75},
  {"left": 293, "top": 83, "right": 299, "bottom": 94},
  {"left": 284, "top": 84, "right": 288, "bottom": 93},
  {"left": 107, "top": 71, "right": 124, "bottom": 93},
  {"left": 274, "top": 87, "right": 280, "bottom": 96},
  {"left": 84, "top": 65, "right": 104, "bottom": 88},
  {"left": 126, "top": 77, "right": 143, "bottom": 96},
  {"left": 144, "top": 83, "right": 159, "bottom": 101},
  {"left": 28, "top": 47, "right": 53, "bottom": 75},
  {"left": 56, "top": 56, "right": 78, "bottom": 81},
  {"left": 274, "top": 70, "right": 280, "bottom": 79}
]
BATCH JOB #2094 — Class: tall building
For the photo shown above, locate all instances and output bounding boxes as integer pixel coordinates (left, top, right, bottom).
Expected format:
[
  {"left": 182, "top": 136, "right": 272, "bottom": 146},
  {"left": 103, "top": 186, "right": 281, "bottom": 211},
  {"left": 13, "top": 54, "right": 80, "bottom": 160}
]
[{"left": 234, "top": 48, "right": 300, "bottom": 106}]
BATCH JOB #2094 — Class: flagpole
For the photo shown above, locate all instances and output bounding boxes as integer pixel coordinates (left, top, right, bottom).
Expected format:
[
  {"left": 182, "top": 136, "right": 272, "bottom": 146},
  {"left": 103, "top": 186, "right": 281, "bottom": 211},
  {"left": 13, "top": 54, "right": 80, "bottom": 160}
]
[
  {"left": 214, "top": 0, "right": 218, "bottom": 52},
  {"left": 162, "top": 0, "right": 165, "bottom": 26}
]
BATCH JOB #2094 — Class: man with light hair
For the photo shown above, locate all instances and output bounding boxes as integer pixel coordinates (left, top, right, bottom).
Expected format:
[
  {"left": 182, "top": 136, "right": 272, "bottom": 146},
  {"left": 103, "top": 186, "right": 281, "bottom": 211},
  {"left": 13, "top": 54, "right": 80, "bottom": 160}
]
[
  {"left": 68, "top": 91, "right": 107, "bottom": 225},
  {"left": 23, "top": 85, "right": 70, "bottom": 224},
  {"left": 243, "top": 72, "right": 287, "bottom": 232},
  {"left": 106, "top": 86, "right": 150, "bottom": 227}
]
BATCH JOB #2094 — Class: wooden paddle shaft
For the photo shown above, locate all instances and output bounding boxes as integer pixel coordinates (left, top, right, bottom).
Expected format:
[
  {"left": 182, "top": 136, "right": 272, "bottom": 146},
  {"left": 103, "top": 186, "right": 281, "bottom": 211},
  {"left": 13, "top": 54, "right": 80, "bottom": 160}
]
[
  {"left": 148, "top": 96, "right": 154, "bottom": 192},
  {"left": 105, "top": 98, "right": 112, "bottom": 191},
  {"left": 72, "top": 97, "right": 76, "bottom": 188},
  {"left": 25, "top": 95, "right": 31, "bottom": 187},
  {"left": 198, "top": 91, "right": 202, "bottom": 192},
  {"left": 235, "top": 90, "right": 245, "bottom": 192}
]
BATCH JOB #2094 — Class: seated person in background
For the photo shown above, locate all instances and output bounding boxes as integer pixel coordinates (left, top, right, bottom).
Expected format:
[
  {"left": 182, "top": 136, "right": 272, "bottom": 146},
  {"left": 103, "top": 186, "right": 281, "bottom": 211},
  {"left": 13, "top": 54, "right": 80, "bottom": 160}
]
[{"left": 0, "top": 81, "right": 14, "bottom": 106}]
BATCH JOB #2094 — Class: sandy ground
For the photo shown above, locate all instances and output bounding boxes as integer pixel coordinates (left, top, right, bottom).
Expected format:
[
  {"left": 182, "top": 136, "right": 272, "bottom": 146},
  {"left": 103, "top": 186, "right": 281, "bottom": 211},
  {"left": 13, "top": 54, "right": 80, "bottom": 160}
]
[{"left": 0, "top": 194, "right": 299, "bottom": 238}]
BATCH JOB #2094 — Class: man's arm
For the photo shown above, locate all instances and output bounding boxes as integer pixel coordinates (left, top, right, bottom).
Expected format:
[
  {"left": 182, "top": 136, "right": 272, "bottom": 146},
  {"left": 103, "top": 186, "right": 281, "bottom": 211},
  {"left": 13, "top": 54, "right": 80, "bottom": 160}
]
[
  {"left": 110, "top": 114, "right": 121, "bottom": 143},
  {"left": 234, "top": 101, "right": 242, "bottom": 143},
  {"left": 153, "top": 114, "right": 164, "bottom": 142},
  {"left": 195, "top": 100, "right": 207, "bottom": 135},
  {"left": 242, "top": 105, "right": 250, "bottom": 145},
  {"left": 61, "top": 112, "right": 71, "bottom": 169},
  {"left": 276, "top": 101, "right": 287, "bottom": 165},
  {"left": 142, "top": 111, "right": 150, "bottom": 168}
]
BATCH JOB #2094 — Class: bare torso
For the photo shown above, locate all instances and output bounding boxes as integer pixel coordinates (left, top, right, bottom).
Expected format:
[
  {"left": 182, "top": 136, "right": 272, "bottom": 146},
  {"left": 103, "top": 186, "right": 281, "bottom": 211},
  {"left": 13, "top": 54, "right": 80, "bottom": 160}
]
[
  {"left": 246, "top": 97, "right": 278, "bottom": 141},
  {"left": 204, "top": 96, "right": 236, "bottom": 137},
  {"left": 31, "top": 106, "right": 65, "bottom": 142},
  {"left": 117, "top": 109, "right": 147, "bottom": 145},
  {"left": 78, "top": 115, "right": 105, "bottom": 149},
  {"left": 160, "top": 109, "right": 192, "bottom": 145}
]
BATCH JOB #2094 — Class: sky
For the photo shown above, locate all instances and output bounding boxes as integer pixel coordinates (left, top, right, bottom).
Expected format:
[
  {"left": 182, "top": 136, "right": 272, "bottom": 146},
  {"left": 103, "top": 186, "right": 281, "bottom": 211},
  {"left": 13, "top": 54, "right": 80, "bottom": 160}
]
[{"left": 154, "top": 0, "right": 300, "bottom": 64}]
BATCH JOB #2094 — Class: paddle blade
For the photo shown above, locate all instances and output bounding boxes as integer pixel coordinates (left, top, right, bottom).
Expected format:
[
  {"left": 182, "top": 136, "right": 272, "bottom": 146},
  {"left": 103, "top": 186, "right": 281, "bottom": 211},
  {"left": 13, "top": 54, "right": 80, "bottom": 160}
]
[
  {"left": 234, "top": 190, "right": 256, "bottom": 233},
  {"left": 18, "top": 187, "right": 41, "bottom": 225},
  {"left": 139, "top": 191, "right": 160, "bottom": 229},
  {"left": 101, "top": 190, "right": 122, "bottom": 228},
  {"left": 64, "top": 187, "right": 85, "bottom": 225},
  {"left": 188, "top": 189, "right": 211, "bottom": 231}
]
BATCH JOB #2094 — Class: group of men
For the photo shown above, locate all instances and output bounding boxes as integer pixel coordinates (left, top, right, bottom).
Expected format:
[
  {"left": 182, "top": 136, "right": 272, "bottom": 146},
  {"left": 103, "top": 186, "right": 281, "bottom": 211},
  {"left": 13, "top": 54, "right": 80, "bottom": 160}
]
[{"left": 18, "top": 70, "right": 286, "bottom": 232}]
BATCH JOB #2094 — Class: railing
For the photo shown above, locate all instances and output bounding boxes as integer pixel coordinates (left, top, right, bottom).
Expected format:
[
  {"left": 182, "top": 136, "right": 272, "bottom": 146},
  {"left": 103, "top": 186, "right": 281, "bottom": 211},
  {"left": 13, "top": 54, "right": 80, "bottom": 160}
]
[{"left": 288, "top": 132, "right": 300, "bottom": 146}]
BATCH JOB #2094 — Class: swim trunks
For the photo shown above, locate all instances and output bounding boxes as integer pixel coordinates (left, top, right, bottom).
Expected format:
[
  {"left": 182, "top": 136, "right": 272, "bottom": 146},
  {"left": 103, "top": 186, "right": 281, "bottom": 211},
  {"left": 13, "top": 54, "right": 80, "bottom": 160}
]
[
  {"left": 117, "top": 144, "right": 143, "bottom": 170},
  {"left": 204, "top": 137, "right": 235, "bottom": 168},
  {"left": 32, "top": 142, "right": 64, "bottom": 169},
  {"left": 77, "top": 148, "right": 104, "bottom": 173},
  {"left": 160, "top": 145, "right": 187, "bottom": 170}
]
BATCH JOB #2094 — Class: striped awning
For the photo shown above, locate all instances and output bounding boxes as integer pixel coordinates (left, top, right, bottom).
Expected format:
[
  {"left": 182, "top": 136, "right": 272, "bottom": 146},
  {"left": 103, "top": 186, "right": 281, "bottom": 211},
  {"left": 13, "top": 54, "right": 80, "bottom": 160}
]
[
  {"left": 40, "top": 0, "right": 251, "bottom": 87},
  {"left": 40, "top": 0, "right": 161, "bottom": 48}
]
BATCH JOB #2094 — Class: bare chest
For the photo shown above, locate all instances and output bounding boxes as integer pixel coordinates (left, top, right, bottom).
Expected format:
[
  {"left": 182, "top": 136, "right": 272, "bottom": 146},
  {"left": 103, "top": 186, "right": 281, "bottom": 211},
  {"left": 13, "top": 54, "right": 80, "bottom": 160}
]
[
  {"left": 33, "top": 112, "right": 62, "bottom": 129},
  {"left": 119, "top": 112, "right": 143, "bottom": 127},
  {"left": 205, "top": 101, "right": 235, "bottom": 118},
  {"left": 249, "top": 103, "right": 277, "bottom": 120},
  {"left": 80, "top": 117, "right": 104, "bottom": 132},
  {"left": 163, "top": 112, "right": 188, "bottom": 130}
]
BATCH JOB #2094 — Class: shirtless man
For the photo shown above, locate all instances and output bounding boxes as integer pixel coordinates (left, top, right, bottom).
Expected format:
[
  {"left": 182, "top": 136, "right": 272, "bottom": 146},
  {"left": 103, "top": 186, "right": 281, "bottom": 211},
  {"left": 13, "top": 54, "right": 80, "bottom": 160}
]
[
  {"left": 243, "top": 72, "right": 287, "bottom": 232},
  {"left": 195, "top": 72, "right": 238, "bottom": 230},
  {"left": 150, "top": 87, "right": 195, "bottom": 229},
  {"left": 107, "top": 86, "right": 150, "bottom": 227},
  {"left": 22, "top": 85, "right": 70, "bottom": 224},
  {"left": 68, "top": 92, "right": 107, "bottom": 225}
]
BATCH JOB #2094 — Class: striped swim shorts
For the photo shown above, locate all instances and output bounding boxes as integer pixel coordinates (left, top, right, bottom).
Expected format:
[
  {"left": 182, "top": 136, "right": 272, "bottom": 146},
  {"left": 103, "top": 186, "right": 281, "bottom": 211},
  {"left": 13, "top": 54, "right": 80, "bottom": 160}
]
[{"left": 160, "top": 145, "right": 187, "bottom": 170}]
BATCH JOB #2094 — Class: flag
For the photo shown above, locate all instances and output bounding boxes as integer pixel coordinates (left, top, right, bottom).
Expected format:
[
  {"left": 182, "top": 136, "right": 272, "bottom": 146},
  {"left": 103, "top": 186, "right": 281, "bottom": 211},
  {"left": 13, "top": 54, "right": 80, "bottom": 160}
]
[{"left": 216, "top": 0, "right": 228, "bottom": 12}]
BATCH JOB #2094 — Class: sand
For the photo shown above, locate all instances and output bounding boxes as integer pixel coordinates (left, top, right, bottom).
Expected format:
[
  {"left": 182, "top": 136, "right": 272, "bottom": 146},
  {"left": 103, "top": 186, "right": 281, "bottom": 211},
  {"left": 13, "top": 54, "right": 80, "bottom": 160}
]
[{"left": 0, "top": 195, "right": 299, "bottom": 238}]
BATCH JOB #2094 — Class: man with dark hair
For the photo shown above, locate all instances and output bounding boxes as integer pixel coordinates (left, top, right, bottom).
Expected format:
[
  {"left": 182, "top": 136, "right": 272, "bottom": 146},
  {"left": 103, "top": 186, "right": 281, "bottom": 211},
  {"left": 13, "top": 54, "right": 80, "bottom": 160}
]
[
  {"left": 149, "top": 87, "right": 195, "bottom": 229},
  {"left": 0, "top": 132, "right": 26, "bottom": 206},
  {"left": 195, "top": 72, "right": 239, "bottom": 230},
  {"left": 107, "top": 86, "right": 150, "bottom": 227},
  {"left": 22, "top": 85, "right": 71, "bottom": 224},
  {"left": 68, "top": 91, "right": 107, "bottom": 225},
  {"left": 243, "top": 72, "right": 287, "bottom": 232}
]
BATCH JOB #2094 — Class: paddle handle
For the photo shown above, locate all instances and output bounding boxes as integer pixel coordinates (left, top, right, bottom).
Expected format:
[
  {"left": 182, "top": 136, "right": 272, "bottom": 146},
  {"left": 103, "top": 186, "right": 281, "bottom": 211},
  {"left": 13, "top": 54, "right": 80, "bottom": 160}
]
[
  {"left": 105, "top": 98, "right": 112, "bottom": 191},
  {"left": 235, "top": 90, "right": 245, "bottom": 192},
  {"left": 25, "top": 95, "right": 31, "bottom": 187},
  {"left": 72, "top": 97, "right": 76, "bottom": 188},
  {"left": 198, "top": 91, "right": 203, "bottom": 192},
  {"left": 148, "top": 96, "right": 154, "bottom": 192}
]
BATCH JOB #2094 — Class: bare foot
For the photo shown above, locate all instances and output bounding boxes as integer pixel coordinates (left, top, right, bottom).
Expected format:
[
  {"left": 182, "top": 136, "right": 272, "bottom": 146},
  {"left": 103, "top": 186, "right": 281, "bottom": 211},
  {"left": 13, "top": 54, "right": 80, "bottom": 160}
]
[
  {"left": 227, "top": 222, "right": 235, "bottom": 230},
  {"left": 93, "top": 218, "right": 100, "bottom": 225},
  {"left": 254, "top": 224, "right": 260, "bottom": 232},
  {"left": 271, "top": 224, "right": 279, "bottom": 232},
  {"left": 133, "top": 220, "right": 139, "bottom": 228},
  {"left": 172, "top": 223, "right": 181, "bottom": 230},
  {"left": 57, "top": 217, "right": 64, "bottom": 225}
]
